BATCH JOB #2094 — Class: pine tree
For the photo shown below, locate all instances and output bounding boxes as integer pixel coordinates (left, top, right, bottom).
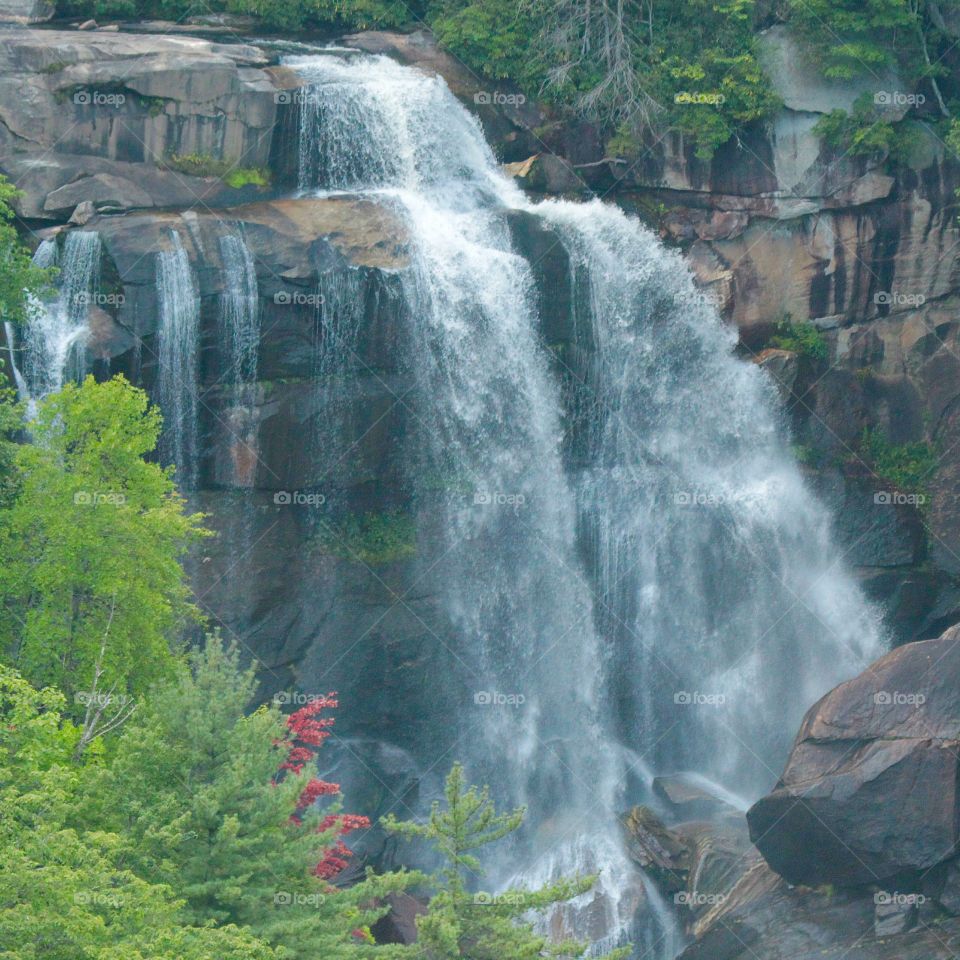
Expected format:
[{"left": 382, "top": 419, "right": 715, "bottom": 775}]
[
  {"left": 81, "top": 634, "right": 418, "bottom": 959},
  {"left": 0, "top": 664, "right": 280, "bottom": 960},
  {"left": 383, "top": 763, "right": 630, "bottom": 959}
]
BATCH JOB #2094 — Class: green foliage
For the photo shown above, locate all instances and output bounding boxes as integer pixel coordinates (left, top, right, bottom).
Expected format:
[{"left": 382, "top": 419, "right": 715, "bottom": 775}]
[
  {"left": 222, "top": 0, "right": 410, "bottom": 32},
  {"left": 224, "top": 167, "right": 272, "bottom": 188},
  {"left": 80, "top": 634, "right": 418, "bottom": 959},
  {"left": 790, "top": 444, "right": 824, "bottom": 469},
  {"left": 163, "top": 153, "right": 271, "bottom": 188},
  {"left": 859, "top": 427, "right": 939, "bottom": 497},
  {"left": 813, "top": 93, "right": 906, "bottom": 161},
  {"left": 787, "top": 0, "right": 912, "bottom": 80},
  {"left": 0, "top": 376, "right": 205, "bottom": 731},
  {"left": 383, "top": 763, "right": 629, "bottom": 960},
  {"left": 768, "top": 319, "right": 829, "bottom": 363},
  {"left": 315, "top": 509, "right": 417, "bottom": 565},
  {"left": 664, "top": 47, "right": 781, "bottom": 160},
  {"left": 0, "top": 664, "right": 281, "bottom": 960},
  {"left": 947, "top": 118, "right": 960, "bottom": 159},
  {"left": 429, "top": 0, "right": 538, "bottom": 81},
  {"left": 0, "top": 177, "right": 54, "bottom": 329}
]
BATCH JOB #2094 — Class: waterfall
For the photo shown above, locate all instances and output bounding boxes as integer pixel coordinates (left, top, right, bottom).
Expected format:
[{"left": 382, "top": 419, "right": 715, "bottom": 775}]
[
  {"left": 287, "top": 51, "right": 883, "bottom": 954},
  {"left": 3, "top": 321, "right": 28, "bottom": 400},
  {"left": 217, "top": 231, "right": 260, "bottom": 488},
  {"left": 156, "top": 230, "right": 201, "bottom": 490},
  {"left": 537, "top": 201, "right": 879, "bottom": 794},
  {"left": 218, "top": 232, "right": 260, "bottom": 391},
  {"left": 20, "top": 232, "right": 100, "bottom": 401}
]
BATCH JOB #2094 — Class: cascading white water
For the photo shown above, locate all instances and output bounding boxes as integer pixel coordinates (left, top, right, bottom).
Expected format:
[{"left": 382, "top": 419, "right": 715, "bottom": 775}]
[
  {"left": 157, "top": 230, "right": 201, "bottom": 490},
  {"left": 20, "top": 232, "right": 100, "bottom": 401},
  {"left": 538, "top": 202, "right": 881, "bottom": 795},
  {"left": 3, "top": 320, "right": 29, "bottom": 401},
  {"left": 218, "top": 232, "right": 260, "bottom": 391},
  {"left": 288, "top": 51, "right": 883, "bottom": 955},
  {"left": 217, "top": 230, "right": 261, "bottom": 488}
]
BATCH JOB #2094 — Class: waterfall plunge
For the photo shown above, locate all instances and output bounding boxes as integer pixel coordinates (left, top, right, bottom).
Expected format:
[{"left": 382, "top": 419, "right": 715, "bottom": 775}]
[{"left": 287, "top": 51, "right": 883, "bottom": 955}]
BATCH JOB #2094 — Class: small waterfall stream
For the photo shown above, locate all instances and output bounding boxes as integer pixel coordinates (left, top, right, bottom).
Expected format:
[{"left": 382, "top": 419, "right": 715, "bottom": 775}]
[
  {"left": 156, "top": 230, "right": 201, "bottom": 490},
  {"left": 18, "top": 232, "right": 101, "bottom": 402},
  {"left": 286, "top": 50, "right": 883, "bottom": 955},
  {"left": 218, "top": 232, "right": 260, "bottom": 394}
]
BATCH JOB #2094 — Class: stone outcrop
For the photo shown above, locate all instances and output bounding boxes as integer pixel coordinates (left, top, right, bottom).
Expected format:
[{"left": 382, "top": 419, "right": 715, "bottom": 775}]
[
  {"left": 0, "top": 0, "right": 53, "bottom": 23},
  {"left": 748, "top": 624, "right": 960, "bottom": 887},
  {"left": 0, "top": 27, "right": 299, "bottom": 219},
  {"left": 628, "top": 791, "right": 960, "bottom": 960}
]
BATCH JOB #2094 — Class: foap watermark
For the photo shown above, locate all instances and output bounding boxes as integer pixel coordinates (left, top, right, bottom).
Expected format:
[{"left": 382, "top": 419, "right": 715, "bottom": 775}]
[
  {"left": 274, "top": 89, "right": 322, "bottom": 106},
  {"left": 874, "top": 91, "right": 925, "bottom": 107},
  {"left": 74, "top": 291, "right": 125, "bottom": 307},
  {"left": 274, "top": 490, "right": 326, "bottom": 507},
  {"left": 874, "top": 690, "right": 926, "bottom": 706},
  {"left": 473, "top": 891, "right": 528, "bottom": 906},
  {"left": 675, "top": 891, "right": 727, "bottom": 907},
  {"left": 474, "top": 690, "right": 526, "bottom": 707},
  {"left": 674, "top": 490, "right": 749, "bottom": 508},
  {"left": 274, "top": 891, "right": 326, "bottom": 907},
  {"left": 74, "top": 891, "right": 124, "bottom": 908},
  {"left": 274, "top": 290, "right": 324, "bottom": 307},
  {"left": 673, "top": 289, "right": 722, "bottom": 310},
  {"left": 874, "top": 291, "right": 926, "bottom": 308},
  {"left": 74, "top": 490, "right": 126, "bottom": 506},
  {"left": 75, "top": 691, "right": 134, "bottom": 708},
  {"left": 875, "top": 891, "right": 926, "bottom": 906},
  {"left": 874, "top": 491, "right": 927, "bottom": 507},
  {"left": 473, "top": 91, "right": 526, "bottom": 106},
  {"left": 473, "top": 491, "right": 526, "bottom": 507},
  {"left": 272, "top": 691, "right": 328, "bottom": 706},
  {"left": 674, "top": 690, "right": 726, "bottom": 707},
  {"left": 73, "top": 89, "right": 126, "bottom": 107},
  {"left": 674, "top": 91, "right": 725, "bottom": 106}
]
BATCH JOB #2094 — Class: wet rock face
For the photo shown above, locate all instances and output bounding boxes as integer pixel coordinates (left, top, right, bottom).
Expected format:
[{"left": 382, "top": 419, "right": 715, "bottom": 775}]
[{"left": 747, "top": 624, "right": 960, "bottom": 888}]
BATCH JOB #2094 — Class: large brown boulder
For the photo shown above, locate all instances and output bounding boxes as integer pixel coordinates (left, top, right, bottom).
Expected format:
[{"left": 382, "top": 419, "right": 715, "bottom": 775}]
[{"left": 747, "top": 624, "right": 960, "bottom": 887}]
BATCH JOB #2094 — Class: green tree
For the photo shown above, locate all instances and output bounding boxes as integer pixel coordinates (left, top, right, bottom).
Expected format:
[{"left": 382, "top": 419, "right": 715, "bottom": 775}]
[
  {"left": 82, "top": 634, "right": 417, "bottom": 958},
  {"left": 0, "top": 375, "right": 205, "bottom": 753},
  {"left": 0, "top": 664, "right": 281, "bottom": 960},
  {"left": 789, "top": 0, "right": 912, "bottom": 79},
  {"left": 383, "top": 763, "right": 629, "bottom": 960},
  {"left": 0, "top": 176, "right": 52, "bottom": 329}
]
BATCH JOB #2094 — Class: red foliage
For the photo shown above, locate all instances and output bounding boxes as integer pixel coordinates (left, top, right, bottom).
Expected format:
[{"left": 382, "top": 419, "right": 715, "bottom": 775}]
[{"left": 275, "top": 693, "right": 368, "bottom": 881}]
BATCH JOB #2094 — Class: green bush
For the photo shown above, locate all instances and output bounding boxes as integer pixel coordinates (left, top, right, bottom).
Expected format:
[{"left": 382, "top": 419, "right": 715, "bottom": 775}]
[
  {"left": 223, "top": 166, "right": 271, "bottom": 188},
  {"left": 787, "top": 0, "right": 911, "bottom": 80},
  {"left": 314, "top": 509, "right": 417, "bottom": 565},
  {"left": 859, "top": 426, "right": 938, "bottom": 497},
  {"left": 163, "top": 154, "right": 271, "bottom": 188},
  {"left": 813, "top": 94, "right": 905, "bottom": 161},
  {"left": 768, "top": 319, "right": 829, "bottom": 363}
]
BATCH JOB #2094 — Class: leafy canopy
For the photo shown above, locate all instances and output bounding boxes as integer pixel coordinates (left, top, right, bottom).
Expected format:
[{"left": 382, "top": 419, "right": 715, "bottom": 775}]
[{"left": 0, "top": 375, "right": 205, "bottom": 735}]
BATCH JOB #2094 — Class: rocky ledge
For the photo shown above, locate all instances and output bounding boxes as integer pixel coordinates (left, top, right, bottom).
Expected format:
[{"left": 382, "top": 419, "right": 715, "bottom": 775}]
[
  {"left": 0, "top": 26, "right": 302, "bottom": 219},
  {"left": 630, "top": 622, "right": 960, "bottom": 959}
]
